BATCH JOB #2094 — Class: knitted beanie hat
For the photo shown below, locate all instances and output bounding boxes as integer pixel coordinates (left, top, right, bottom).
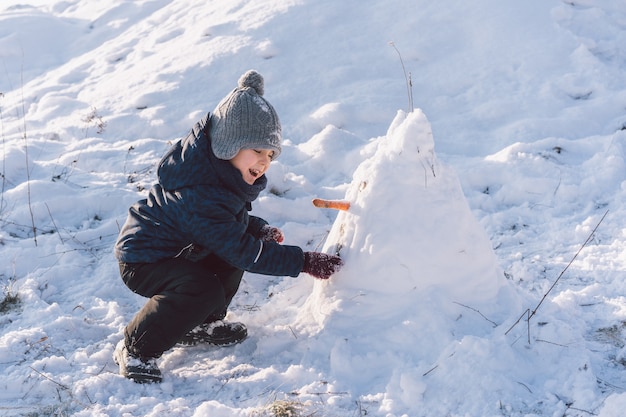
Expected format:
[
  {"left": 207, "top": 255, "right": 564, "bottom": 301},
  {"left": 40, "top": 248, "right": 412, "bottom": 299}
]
[{"left": 209, "top": 70, "right": 282, "bottom": 160}]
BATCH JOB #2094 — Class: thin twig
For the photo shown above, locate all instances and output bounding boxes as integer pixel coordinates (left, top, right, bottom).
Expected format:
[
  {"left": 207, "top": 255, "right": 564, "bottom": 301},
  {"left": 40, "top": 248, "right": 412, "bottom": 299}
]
[
  {"left": 505, "top": 309, "right": 530, "bottom": 336},
  {"left": 528, "top": 209, "right": 608, "bottom": 321},
  {"left": 20, "top": 65, "right": 37, "bottom": 246},
  {"left": 45, "top": 203, "right": 64, "bottom": 244},
  {"left": 0, "top": 92, "right": 6, "bottom": 218},
  {"left": 422, "top": 364, "right": 438, "bottom": 376},
  {"left": 505, "top": 210, "right": 609, "bottom": 339},
  {"left": 526, "top": 310, "right": 530, "bottom": 344},
  {"left": 29, "top": 366, "right": 70, "bottom": 390},
  {"left": 288, "top": 325, "right": 298, "bottom": 339},
  {"left": 453, "top": 302, "right": 498, "bottom": 327},
  {"left": 389, "top": 41, "right": 414, "bottom": 113},
  {"left": 535, "top": 338, "right": 570, "bottom": 347}
]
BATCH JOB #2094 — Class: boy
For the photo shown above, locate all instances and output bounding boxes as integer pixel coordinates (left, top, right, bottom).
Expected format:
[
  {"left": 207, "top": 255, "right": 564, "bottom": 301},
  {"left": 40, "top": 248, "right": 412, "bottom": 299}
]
[{"left": 113, "top": 70, "right": 343, "bottom": 383}]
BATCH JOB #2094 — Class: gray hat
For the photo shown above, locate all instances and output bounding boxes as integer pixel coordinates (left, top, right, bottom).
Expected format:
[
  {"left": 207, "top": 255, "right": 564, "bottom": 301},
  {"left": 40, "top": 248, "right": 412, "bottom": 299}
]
[{"left": 209, "top": 70, "right": 282, "bottom": 160}]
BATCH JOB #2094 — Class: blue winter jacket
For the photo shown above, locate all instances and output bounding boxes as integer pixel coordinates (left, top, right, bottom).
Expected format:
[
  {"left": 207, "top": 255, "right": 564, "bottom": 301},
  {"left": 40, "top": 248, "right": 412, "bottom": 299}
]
[{"left": 114, "top": 113, "right": 304, "bottom": 277}]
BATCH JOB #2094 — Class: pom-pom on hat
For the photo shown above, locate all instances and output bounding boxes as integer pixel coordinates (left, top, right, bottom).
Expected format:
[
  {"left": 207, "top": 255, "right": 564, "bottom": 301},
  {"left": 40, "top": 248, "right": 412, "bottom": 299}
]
[{"left": 209, "top": 70, "right": 282, "bottom": 160}]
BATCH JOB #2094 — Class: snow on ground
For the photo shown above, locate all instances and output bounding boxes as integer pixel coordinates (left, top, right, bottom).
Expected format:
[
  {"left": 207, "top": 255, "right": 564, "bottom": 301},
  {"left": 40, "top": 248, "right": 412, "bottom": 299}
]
[{"left": 1, "top": 0, "right": 626, "bottom": 416}]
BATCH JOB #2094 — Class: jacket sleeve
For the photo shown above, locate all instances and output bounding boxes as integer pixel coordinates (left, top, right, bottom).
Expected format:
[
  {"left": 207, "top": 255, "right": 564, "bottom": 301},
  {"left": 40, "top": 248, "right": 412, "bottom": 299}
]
[
  {"left": 181, "top": 190, "right": 304, "bottom": 277},
  {"left": 246, "top": 215, "right": 268, "bottom": 238}
]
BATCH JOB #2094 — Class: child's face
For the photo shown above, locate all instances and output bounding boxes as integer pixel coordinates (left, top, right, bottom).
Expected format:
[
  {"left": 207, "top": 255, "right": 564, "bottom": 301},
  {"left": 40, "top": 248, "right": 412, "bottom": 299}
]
[{"left": 230, "top": 148, "right": 274, "bottom": 185}]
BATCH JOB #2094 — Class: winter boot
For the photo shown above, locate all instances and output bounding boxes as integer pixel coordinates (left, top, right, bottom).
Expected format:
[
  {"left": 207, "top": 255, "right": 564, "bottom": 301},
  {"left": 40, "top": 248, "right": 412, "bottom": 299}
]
[
  {"left": 177, "top": 321, "right": 247, "bottom": 347},
  {"left": 113, "top": 340, "right": 162, "bottom": 383}
]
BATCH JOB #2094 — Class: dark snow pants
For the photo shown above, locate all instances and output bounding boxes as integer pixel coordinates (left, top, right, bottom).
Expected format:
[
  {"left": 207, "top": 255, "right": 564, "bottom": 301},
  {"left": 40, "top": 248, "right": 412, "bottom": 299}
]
[{"left": 119, "top": 254, "right": 243, "bottom": 358}]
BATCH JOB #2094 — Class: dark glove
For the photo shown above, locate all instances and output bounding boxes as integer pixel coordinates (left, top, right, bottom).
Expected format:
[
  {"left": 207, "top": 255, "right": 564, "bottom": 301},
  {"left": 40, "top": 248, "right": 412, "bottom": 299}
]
[
  {"left": 259, "top": 225, "right": 284, "bottom": 243},
  {"left": 302, "top": 252, "right": 343, "bottom": 280}
]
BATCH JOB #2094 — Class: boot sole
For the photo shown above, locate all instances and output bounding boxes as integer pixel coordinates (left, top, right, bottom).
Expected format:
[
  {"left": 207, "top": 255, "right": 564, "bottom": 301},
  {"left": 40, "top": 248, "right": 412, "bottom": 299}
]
[
  {"left": 113, "top": 344, "right": 163, "bottom": 384},
  {"left": 177, "top": 327, "right": 248, "bottom": 347}
]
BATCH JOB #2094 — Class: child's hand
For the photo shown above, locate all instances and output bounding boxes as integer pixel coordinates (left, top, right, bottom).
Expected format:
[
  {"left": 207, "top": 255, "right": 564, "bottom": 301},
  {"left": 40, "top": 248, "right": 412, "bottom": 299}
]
[
  {"left": 259, "top": 225, "right": 284, "bottom": 243},
  {"left": 302, "top": 252, "right": 343, "bottom": 280}
]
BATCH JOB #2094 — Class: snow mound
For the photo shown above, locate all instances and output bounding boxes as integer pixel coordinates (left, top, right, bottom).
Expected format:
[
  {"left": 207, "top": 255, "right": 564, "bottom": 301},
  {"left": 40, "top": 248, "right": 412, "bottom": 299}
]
[
  {"left": 298, "top": 109, "right": 511, "bottom": 327},
  {"left": 289, "top": 110, "right": 520, "bottom": 411}
]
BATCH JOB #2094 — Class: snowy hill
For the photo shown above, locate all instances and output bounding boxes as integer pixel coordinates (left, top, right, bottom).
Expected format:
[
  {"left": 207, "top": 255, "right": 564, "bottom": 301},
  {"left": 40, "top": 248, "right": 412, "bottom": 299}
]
[{"left": 1, "top": 1, "right": 626, "bottom": 416}]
